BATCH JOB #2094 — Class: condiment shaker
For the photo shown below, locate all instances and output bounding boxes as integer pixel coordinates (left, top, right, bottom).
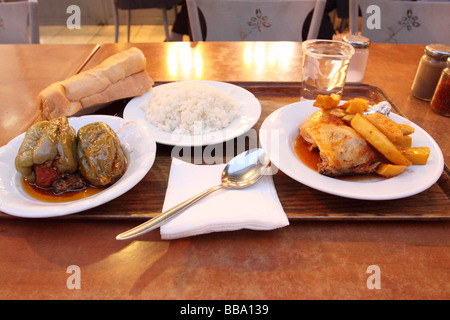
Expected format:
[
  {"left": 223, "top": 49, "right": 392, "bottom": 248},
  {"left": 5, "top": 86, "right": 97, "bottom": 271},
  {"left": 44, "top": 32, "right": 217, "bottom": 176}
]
[
  {"left": 430, "top": 57, "right": 450, "bottom": 117},
  {"left": 343, "top": 34, "right": 370, "bottom": 83},
  {"left": 411, "top": 44, "right": 450, "bottom": 101}
]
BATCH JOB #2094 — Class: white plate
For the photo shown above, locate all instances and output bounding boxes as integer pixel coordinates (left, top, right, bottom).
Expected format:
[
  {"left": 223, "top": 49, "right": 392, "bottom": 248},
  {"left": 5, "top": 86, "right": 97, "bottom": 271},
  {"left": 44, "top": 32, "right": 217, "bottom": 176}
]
[
  {"left": 123, "top": 80, "right": 261, "bottom": 146},
  {"left": 0, "top": 115, "right": 156, "bottom": 218},
  {"left": 259, "top": 101, "right": 444, "bottom": 200}
]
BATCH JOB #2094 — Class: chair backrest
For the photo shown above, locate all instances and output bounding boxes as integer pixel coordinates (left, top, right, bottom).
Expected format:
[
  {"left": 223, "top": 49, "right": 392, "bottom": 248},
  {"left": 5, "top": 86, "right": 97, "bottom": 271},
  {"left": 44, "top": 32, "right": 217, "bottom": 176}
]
[
  {"left": 113, "top": 0, "right": 182, "bottom": 10},
  {"left": 0, "top": 0, "right": 40, "bottom": 44},
  {"left": 186, "top": 0, "right": 326, "bottom": 41},
  {"left": 349, "top": 0, "right": 450, "bottom": 44}
]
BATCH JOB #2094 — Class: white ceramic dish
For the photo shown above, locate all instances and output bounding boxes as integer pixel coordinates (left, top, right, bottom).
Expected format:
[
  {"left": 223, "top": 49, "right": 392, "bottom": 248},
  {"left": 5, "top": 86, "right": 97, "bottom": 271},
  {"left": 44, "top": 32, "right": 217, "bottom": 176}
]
[
  {"left": 259, "top": 101, "right": 444, "bottom": 200},
  {"left": 0, "top": 115, "right": 156, "bottom": 218},
  {"left": 123, "top": 80, "right": 261, "bottom": 146}
]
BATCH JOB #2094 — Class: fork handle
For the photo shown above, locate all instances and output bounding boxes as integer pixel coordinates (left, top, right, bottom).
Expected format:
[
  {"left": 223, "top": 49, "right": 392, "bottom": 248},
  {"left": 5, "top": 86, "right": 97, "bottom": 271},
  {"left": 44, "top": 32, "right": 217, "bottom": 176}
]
[{"left": 116, "top": 184, "right": 223, "bottom": 240}]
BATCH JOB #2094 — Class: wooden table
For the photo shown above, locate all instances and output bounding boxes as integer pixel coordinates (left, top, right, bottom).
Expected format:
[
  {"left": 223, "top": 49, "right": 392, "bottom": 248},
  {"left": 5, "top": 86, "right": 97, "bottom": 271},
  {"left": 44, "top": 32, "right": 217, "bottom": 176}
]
[
  {"left": 0, "top": 44, "right": 100, "bottom": 147},
  {"left": 0, "top": 42, "right": 449, "bottom": 301}
]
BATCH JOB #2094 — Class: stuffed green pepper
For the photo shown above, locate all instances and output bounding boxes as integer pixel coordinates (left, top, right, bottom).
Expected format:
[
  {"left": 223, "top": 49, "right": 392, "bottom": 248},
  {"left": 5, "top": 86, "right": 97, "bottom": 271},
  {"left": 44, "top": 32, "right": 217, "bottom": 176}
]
[
  {"left": 15, "top": 116, "right": 78, "bottom": 188},
  {"left": 77, "top": 122, "right": 127, "bottom": 187}
]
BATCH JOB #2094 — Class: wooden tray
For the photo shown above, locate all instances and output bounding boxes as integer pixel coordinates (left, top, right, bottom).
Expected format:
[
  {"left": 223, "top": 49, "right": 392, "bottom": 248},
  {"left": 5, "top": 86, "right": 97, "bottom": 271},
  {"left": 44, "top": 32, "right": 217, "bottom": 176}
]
[{"left": 2, "top": 83, "right": 449, "bottom": 220}]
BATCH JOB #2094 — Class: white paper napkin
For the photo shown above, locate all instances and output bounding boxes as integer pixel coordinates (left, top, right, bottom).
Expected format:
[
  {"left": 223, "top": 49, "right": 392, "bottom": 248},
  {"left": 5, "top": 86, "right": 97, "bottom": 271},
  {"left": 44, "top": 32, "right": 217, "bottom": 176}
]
[{"left": 160, "top": 158, "right": 289, "bottom": 240}]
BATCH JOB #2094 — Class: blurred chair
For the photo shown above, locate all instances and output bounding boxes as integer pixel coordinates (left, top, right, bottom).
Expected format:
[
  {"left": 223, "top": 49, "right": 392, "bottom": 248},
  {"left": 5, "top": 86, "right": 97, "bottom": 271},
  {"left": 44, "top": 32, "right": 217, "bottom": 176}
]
[
  {"left": 335, "top": 0, "right": 361, "bottom": 34},
  {"left": 113, "top": 0, "right": 182, "bottom": 42},
  {"left": 0, "top": 0, "right": 39, "bottom": 44},
  {"left": 186, "top": 0, "right": 326, "bottom": 41},
  {"left": 349, "top": 0, "right": 450, "bottom": 44}
]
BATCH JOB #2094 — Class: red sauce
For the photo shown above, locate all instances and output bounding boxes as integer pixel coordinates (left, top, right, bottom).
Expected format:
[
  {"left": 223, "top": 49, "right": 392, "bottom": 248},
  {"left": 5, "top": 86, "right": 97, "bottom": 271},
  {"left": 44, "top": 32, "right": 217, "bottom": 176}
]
[
  {"left": 21, "top": 177, "right": 105, "bottom": 203},
  {"left": 294, "top": 134, "right": 320, "bottom": 171}
]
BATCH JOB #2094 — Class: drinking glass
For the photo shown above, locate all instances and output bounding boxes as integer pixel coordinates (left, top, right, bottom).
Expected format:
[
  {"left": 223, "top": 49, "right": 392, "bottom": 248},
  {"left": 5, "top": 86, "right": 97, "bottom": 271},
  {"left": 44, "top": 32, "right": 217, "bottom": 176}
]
[{"left": 300, "top": 40, "right": 355, "bottom": 100}]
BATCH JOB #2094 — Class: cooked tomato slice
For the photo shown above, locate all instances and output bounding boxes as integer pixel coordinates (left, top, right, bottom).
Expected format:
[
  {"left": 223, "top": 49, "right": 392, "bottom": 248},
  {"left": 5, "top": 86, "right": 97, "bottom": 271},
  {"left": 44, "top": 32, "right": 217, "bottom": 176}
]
[{"left": 33, "top": 163, "right": 59, "bottom": 188}]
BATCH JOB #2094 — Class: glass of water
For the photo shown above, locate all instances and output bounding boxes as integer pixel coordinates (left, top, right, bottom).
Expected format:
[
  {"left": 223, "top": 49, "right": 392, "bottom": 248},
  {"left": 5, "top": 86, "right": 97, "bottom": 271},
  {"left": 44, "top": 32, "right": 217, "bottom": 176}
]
[{"left": 300, "top": 40, "right": 355, "bottom": 100}]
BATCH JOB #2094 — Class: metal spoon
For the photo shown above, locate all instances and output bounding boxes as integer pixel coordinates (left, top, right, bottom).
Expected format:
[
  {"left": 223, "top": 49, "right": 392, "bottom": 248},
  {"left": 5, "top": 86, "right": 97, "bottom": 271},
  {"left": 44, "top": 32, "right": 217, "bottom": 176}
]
[{"left": 116, "top": 148, "right": 270, "bottom": 240}]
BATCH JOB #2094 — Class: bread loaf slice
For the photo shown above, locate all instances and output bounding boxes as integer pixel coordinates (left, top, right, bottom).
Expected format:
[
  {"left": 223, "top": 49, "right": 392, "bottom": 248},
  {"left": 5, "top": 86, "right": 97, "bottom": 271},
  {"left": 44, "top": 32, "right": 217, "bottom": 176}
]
[{"left": 38, "top": 47, "right": 153, "bottom": 120}]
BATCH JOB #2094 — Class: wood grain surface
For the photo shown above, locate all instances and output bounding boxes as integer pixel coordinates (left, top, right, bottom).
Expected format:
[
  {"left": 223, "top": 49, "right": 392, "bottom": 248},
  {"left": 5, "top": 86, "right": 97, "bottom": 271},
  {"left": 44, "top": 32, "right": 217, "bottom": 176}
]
[{"left": 0, "top": 44, "right": 99, "bottom": 147}]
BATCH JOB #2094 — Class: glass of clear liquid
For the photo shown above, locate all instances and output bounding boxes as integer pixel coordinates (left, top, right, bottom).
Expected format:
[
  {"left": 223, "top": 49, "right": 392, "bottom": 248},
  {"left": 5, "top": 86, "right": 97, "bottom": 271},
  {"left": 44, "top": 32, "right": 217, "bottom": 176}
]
[{"left": 300, "top": 40, "right": 355, "bottom": 100}]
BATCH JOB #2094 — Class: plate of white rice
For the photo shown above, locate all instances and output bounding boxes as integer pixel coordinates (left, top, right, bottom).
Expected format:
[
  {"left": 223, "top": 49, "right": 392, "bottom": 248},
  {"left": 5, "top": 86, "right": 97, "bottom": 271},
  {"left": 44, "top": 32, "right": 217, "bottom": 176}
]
[{"left": 123, "top": 80, "right": 261, "bottom": 146}]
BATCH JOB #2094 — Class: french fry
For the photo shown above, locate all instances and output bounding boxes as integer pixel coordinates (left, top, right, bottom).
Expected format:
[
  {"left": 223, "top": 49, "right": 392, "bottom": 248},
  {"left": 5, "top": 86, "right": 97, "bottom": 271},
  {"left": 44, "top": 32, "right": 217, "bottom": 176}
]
[
  {"left": 350, "top": 113, "right": 412, "bottom": 166},
  {"left": 376, "top": 163, "right": 407, "bottom": 177},
  {"left": 394, "top": 135, "right": 412, "bottom": 148},
  {"left": 313, "top": 94, "right": 341, "bottom": 110},
  {"left": 363, "top": 113, "right": 403, "bottom": 142},
  {"left": 400, "top": 147, "right": 430, "bottom": 165},
  {"left": 398, "top": 123, "right": 415, "bottom": 135},
  {"left": 342, "top": 98, "right": 369, "bottom": 114},
  {"left": 341, "top": 114, "right": 354, "bottom": 124}
]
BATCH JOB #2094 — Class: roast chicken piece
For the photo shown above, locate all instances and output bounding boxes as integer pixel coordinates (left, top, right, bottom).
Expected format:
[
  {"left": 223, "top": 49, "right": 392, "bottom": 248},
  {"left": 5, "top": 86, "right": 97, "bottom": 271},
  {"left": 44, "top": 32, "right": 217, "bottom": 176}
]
[{"left": 300, "top": 109, "right": 380, "bottom": 176}]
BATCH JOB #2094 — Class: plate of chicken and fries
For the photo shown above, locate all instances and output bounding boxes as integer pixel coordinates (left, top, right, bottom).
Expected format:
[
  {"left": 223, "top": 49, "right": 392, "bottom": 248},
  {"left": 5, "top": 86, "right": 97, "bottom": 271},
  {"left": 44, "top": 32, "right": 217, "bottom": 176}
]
[{"left": 259, "top": 94, "right": 444, "bottom": 200}]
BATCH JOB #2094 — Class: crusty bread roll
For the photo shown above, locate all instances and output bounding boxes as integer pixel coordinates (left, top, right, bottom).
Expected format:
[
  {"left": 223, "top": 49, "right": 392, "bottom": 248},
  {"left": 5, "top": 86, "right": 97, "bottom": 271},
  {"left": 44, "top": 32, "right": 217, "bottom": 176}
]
[{"left": 38, "top": 47, "right": 154, "bottom": 120}]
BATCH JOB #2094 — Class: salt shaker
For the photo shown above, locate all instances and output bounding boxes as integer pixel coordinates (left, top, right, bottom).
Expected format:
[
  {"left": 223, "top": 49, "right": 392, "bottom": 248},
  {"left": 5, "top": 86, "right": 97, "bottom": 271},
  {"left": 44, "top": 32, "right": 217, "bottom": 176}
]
[
  {"left": 430, "top": 57, "right": 450, "bottom": 117},
  {"left": 411, "top": 44, "right": 450, "bottom": 101},
  {"left": 343, "top": 34, "right": 370, "bottom": 83}
]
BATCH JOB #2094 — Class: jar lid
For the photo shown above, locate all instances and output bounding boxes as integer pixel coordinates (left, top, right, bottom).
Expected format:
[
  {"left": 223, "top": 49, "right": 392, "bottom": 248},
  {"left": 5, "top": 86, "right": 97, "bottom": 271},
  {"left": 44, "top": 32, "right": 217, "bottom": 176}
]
[
  {"left": 425, "top": 44, "right": 450, "bottom": 60},
  {"left": 343, "top": 35, "right": 371, "bottom": 48}
]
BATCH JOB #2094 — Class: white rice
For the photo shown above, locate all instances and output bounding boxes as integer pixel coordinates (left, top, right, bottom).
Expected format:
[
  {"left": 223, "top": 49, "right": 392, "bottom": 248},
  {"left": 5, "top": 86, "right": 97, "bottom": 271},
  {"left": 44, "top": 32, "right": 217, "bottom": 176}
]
[{"left": 140, "top": 81, "right": 241, "bottom": 135}]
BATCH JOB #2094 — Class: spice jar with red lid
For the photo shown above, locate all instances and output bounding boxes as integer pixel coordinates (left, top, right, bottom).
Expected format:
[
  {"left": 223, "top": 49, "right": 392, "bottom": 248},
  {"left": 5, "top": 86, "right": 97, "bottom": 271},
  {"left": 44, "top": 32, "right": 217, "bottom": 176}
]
[{"left": 430, "top": 57, "right": 450, "bottom": 117}]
